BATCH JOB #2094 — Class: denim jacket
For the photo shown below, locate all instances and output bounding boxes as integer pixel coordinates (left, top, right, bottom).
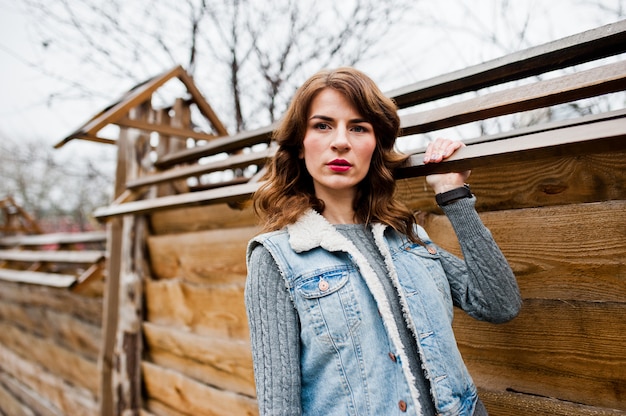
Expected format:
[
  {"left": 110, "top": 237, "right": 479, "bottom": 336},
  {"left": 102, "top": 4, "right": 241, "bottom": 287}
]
[{"left": 249, "top": 209, "right": 484, "bottom": 416}]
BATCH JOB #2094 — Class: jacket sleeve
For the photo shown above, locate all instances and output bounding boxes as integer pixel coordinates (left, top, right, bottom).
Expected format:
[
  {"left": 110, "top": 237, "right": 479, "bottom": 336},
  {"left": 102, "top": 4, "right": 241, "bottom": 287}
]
[
  {"left": 245, "top": 243, "right": 302, "bottom": 415},
  {"left": 436, "top": 196, "right": 522, "bottom": 323}
]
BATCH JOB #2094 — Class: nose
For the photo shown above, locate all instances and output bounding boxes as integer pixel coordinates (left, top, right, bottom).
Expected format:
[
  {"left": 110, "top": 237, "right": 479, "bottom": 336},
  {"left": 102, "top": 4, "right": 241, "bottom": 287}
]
[{"left": 331, "top": 127, "right": 351, "bottom": 151}]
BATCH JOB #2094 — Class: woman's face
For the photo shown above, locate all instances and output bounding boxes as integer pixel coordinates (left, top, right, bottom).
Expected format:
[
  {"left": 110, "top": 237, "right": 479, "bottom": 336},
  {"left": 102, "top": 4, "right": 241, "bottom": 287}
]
[{"left": 300, "top": 88, "right": 377, "bottom": 203}]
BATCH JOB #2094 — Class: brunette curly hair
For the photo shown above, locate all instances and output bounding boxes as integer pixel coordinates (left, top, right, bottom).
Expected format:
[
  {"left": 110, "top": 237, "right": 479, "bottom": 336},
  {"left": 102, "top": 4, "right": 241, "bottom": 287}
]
[{"left": 253, "top": 67, "right": 421, "bottom": 243}]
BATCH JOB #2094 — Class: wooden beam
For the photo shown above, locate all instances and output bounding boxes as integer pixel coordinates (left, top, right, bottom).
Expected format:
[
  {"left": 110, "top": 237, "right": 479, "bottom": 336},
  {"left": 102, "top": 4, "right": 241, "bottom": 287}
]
[
  {"left": 400, "top": 60, "right": 626, "bottom": 136},
  {"left": 70, "top": 133, "right": 117, "bottom": 146},
  {"left": 387, "top": 20, "right": 626, "bottom": 108},
  {"left": 155, "top": 123, "right": 275, "bottom": 168},
  {"left": 0, "top": 231, "right": 106, "bottom": 248},
  {"left": 93, "top": 181, "right": 260, "bottom": 220},
  {"left": 0, "top": 269, "right": 76, "bottom": 288},
  {"left": 114, "top": 117, "right": 218, "bottom": 142},
  {"left": 396, "top": 117, "right": 626, "bottom": 178},
  {"left": 127, "top": 147, "right": 274, "bottom": 189},
  {"left": 0, "top": 250, "right": 105, "bottom": 264},
  {"left": 71, "top": 260, "right": 105, "bottom": 293},
  {"left": 175, "top": 68, "right": 229, "bottom": 136}
]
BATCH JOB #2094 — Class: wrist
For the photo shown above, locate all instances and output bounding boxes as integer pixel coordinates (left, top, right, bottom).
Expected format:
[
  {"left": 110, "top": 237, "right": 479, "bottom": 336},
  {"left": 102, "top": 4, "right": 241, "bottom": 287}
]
[{"left": 435, "top": 184, "right": 472, "bottom": 206}]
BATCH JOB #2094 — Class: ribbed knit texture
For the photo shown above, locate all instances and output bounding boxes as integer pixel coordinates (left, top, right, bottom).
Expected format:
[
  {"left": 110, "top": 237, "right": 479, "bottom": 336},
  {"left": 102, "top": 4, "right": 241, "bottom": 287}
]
[{"left": 244, "top": 196, "right": 521, "bottom": 415}]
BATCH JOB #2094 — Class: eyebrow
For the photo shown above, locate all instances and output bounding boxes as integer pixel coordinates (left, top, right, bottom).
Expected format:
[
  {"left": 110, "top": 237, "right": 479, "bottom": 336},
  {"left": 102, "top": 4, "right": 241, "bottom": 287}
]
[{"left": 309, "top": 115, "right": 371, "bottom": 124}]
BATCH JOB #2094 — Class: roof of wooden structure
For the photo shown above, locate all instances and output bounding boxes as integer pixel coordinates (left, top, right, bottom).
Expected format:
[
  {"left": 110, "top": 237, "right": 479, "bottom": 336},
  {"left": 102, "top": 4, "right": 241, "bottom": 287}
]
[
  {"left": 0, "top": 196, "right": 42, "bottom": 236},
  {"left": 53, "top": 65, "right": 229, "bottom": 149}
]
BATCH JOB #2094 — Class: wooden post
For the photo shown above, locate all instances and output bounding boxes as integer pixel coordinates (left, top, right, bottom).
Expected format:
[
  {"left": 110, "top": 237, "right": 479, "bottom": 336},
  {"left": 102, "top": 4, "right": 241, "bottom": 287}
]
[{"left": 99, "top": 101, "right": 152, "bottom": 415}]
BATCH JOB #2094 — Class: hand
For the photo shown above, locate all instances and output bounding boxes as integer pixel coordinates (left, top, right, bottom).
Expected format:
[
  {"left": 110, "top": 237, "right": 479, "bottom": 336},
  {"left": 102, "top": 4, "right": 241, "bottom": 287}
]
[{"left": 423, "top": 138, "right": 471, "bottom": 194}]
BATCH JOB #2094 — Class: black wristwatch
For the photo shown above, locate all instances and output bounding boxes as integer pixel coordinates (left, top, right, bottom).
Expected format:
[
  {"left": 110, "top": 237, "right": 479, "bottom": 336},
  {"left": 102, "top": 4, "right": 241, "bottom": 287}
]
[{"left": 435, "top": 184, "right": 472, "bottom": 206}]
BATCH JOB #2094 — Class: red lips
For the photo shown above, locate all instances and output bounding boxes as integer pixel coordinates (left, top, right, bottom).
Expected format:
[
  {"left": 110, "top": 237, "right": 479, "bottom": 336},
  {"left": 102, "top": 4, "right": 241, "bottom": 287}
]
[{"left": 327, "top": 159, "right": 352, "bottom": 172}]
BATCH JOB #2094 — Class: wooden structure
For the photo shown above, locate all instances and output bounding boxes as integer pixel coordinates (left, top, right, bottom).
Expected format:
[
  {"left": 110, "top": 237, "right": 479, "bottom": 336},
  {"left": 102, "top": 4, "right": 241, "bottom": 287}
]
[{"left": 1, "top": 20, "right": 625, "bottom": 415}]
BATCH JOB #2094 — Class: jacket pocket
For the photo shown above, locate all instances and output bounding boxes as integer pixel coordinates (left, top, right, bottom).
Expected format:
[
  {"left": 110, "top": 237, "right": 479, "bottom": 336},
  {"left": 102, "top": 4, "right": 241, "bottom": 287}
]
[
  {"left": 394, "top": 243, "right": 452, "bottom": 306},
  {"left": 294, "top": 265, "right": 362, "bottom": 346}
]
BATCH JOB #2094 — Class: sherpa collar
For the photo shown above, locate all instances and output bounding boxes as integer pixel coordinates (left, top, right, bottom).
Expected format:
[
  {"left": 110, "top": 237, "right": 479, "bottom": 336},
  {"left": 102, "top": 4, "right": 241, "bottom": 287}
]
[{"left": 287, "top": 209, "right": 389, "bottom": 253}]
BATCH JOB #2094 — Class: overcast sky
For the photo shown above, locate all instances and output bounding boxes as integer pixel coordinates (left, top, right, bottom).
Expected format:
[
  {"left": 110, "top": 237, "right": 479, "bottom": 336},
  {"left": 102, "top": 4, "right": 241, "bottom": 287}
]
[{"left": 0, "top": 0, "right": 624, "bottom": 151}]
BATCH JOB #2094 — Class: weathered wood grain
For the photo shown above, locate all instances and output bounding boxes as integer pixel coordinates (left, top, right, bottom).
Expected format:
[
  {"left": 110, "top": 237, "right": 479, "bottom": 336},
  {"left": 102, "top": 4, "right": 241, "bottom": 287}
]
[
  {"left": 478, "top": 388, "right": 626, "bottom": 416},
  {"left": 0, "top": 376, "right": 38, "bottom": 416},
  {"left": 420, "top": 201, "right": 626, "bottom": 302},
  {"left": 147, "top": 226, "right": 258, "bottom": 283},
  {"left": 0, "top": 323, "right": 99, "bottom": 395},
  {"left": 143, "top": 322, "right": 255, "bottom": 397},
  {"left": 397, "top": 150, "right": 626, "bottom": 213},
  {"left": 142, "top": 361, "right": 258, "bottom": 416},
  {"left": 150, "top": 203, "right": 258, "bottom": 235},
  {"left": 0, "top": 344, "right": 98, "bottom": 416},
  {"left": 144, "top": 279, "right": 249, "bottom": 340},
  {"left": 454, "top": 299, "right": 626, "bottom": 410},
  {"left": 0, "top": 281, "right": 103, "bottom": 325},
  {"left": 0, "top": 302, "right": 101, "bottom": 361}
]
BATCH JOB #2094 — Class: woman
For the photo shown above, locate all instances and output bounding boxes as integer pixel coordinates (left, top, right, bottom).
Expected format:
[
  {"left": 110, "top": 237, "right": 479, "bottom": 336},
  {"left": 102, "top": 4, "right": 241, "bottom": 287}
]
[{"left": 245, "top": 67, "right": 521, "bottom": 415}]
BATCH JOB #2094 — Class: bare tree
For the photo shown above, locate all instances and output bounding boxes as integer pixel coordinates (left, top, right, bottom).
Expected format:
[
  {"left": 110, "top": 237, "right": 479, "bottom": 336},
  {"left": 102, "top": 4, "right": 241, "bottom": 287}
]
[
  {"left": 0, "top": 135, "right": 113, "bottom": 231},
  {"left": 20, "top": 0, "right": 416, "bottom": 133}
]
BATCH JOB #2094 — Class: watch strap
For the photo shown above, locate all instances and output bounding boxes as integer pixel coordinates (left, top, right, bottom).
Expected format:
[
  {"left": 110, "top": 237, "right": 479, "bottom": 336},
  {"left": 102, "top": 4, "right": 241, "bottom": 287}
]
[{"left": 435, "top": 184, "right": 472, "bottom": 206}]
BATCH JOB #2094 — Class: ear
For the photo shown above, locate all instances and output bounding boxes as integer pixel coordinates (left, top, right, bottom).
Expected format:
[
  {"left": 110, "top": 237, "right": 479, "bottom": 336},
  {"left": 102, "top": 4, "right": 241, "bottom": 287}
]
[{"left": 298, "top": 148, "right": 304, "bottom": 159}]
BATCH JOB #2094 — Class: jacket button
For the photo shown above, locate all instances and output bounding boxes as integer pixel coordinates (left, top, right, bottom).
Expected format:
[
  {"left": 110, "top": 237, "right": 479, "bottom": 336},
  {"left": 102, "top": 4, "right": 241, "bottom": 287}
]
[
  {"left": 318, "top": 280, "right": 329, "bottom": 291},
  {"left": 398, "top": 400, "right": 407, "bottom": 412},
  {"left": 388, "top": 352, "right": 397, "bottom": 362}
]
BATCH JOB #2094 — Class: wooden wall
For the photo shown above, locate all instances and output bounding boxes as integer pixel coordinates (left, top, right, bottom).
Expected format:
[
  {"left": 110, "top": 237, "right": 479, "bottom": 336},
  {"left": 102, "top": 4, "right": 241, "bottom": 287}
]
[
  {"left": 140, "top": 203, "right": 260, "bottom": 415},
  {"left": 0, "top": 282, "right": 103, "bottom": 415},
  {"left": 397, "top": 147, "right": 626, "bottom": 415}
]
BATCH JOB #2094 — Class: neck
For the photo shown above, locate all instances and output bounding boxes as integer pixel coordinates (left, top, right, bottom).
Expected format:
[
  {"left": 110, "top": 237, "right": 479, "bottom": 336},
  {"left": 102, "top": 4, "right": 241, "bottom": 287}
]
[{"left": 320, "top": 200, "right": 357, "bottom": 224}]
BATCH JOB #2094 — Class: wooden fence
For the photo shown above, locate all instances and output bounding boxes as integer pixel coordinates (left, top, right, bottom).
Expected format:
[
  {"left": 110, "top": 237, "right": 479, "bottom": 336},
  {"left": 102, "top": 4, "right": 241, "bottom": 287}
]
[{"left": 1, "top": 19, "right": 625, "bottom": 416}]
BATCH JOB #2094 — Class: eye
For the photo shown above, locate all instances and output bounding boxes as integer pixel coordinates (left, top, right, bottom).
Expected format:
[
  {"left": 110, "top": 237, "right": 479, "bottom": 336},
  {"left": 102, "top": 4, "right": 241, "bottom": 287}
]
[
  {"left": 351, "top": 125, "right": 369, "bottom": 133},
  {"left": 314, "top": 122, "right": 331, "bottom": 130}
]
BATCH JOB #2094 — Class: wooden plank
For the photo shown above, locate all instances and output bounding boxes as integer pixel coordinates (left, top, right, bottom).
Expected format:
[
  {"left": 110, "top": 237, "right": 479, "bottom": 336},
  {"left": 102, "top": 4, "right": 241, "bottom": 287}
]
[
  {"left": 93, "top": 181, "right": 260, "bottom": 220},
  {"left": 175, "top": 68, "right": 229, "bottom": 136},
  {"left": 0, "top": 323, "right": 99, "bottom": 396},
  {"left": 141, "top": 361, "right": 258, "bottom": 416},
  {"left": 72, "top": 260, "right": 105, "bottom": 292},
  {"left": 99, "top": 218, "right": 122, "bottom": 416},
  {"left": 397, "top": 118, "right": 626, "bottom": 178},
  {"left": 387, "top": 20, "right": 626, "bottom": 108},
  {"left": 114, "top": 117, "right": 218, "bottom": 142},
  {"left": 0, "top": 281, "right": 103, "bottom": 325},
  {"left": 144, "top": 279, "right": 249, "bottom": 340},
  {"left": 0, "top": 344, "right": 98, "bottom": 416},
  {"left": 0, "top": 301, "right": 101, "bottom": 361},
  {"left": 127, "top": 147, "right": 274, "bottom": 190},
  {"left": 147, "top": 226, "right": 257, "bottom": 283},
  {"left": 399, "top": 60, "right": 626, "bottom": 136},
  {"left": 0, "top": 269, "right": 76, "bottom": 288},
  {"left": 397, "top": 148, "right": 626, "bottom": 213},
  {"left": 0, "top": 249, "right": 105, "bottom": 264},
  {"left": 149, "top": 203, "right": 257, "bottom": 235},
  {"left": 478, "top": 388, "right": 626, "bottom": 416},
  {"left": 155, "top": 124, "right": 275, "bottom": 168},
  {"left": 421, "top": 201, "right": 626, "bottom": 303},
  {"left": 0, "top": 231, "right": 106, "bottom": 247},
  {"left": 143, "top": 322, "right": 255, "bottom": 397},
  {"left": 454, "top": 299, "right": 626, "bottom": 411},
  {"left": 0, "top": 375, "right": 38, "bottom": 416}
]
